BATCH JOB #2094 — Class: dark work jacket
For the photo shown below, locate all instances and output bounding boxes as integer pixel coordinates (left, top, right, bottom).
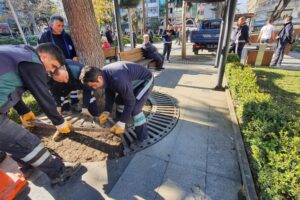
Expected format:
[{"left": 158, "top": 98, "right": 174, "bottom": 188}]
[
  {"left": 278, "top": 22, "right": 294, "bottom": 43},
  {"left": 231, "top": 24, "right": 249, "bottom": 44},
  {"left": 162, "top": 30, "right": 176, "bottom": 43},
  {"left": 142, "top": 42, "right": 158, "bottom": 58},
  {"left": 38, "top": 28, "right": 77, "bottom": 59},
  {"left": 0, "top": 45, "right": 64, "bottom": 125},
  {"left": 102, "top": 61, "right": 152, "bottom": 123},
  {"left": 48, "top": 60, "right": 94, "bottom": 109}
]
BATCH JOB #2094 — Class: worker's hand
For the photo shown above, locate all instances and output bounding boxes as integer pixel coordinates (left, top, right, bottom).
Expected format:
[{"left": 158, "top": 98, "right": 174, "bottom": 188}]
[
  {"left": 99, "top": 111, "right": 110, "bottom": 125},
  {"left": 81, "top": 108, "right": 92, "bottom": 117},
  {"left": 73, "top": 57, "right": 80, "bottom": 62},
  {"left": 110, "top": 121, "right": 125, "bottom": 135},
  {"left": 56, "top": 120, "right": 72, "bottom": 134},
  {"left": 276, "top": 36, "right": 280, "bottom": 40},
  {"left": 57, "top": 107, "right": 62, "bottom": 114},
  {"left": 20, "top": 111, "right": 37, "bottom": 128}
]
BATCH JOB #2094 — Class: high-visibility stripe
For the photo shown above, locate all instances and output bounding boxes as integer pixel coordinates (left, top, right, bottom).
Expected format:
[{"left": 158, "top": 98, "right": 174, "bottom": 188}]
[
  {"left": 133, "top": 112, "right": 146, "bottom": 126},
  {"left": 31, "top": 151, "right": 51, "bottom": 167},
  {"left": 90, "top": 97, "right": 96, "bottom": 103},
  {"left": 70, "top": 95, "right": 78, "bottom": 98},
  {"left": 62, "top": 100, "right": 69, "bottom": 105},
  {"left": 21, "top": 143, "right": 44, "bottom": 162},
  {"left": 116, "top": 105, "right": 124, "bottom": 112},
  {"left": 136, "top": 75, "right": 153, "bottom": 100},
  {"left": 60, "top": 97, "right": 65, "bottom": 101}
]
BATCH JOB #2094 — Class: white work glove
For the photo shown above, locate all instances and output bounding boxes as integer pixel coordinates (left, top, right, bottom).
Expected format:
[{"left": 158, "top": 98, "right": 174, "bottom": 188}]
[{"left": 81, "top": 108, "right": 92, "bottom": 117}]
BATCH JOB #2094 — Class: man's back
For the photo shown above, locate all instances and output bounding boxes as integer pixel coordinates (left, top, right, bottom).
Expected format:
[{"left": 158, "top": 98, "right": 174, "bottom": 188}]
[{"left": 260, "top": 24, "right": 275, "bottom": 40}]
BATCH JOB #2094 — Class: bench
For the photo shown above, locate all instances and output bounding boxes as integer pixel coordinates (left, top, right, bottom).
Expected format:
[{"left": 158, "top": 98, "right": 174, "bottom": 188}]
[
  {"left": 119, "top": 48, "right": 156, "bottom": 68},
  {"left": 103, "top": 47, "right": 118, "bottom": 62},
  {"left": 245, "top": 49, "right": 274, "bottom": 66}
]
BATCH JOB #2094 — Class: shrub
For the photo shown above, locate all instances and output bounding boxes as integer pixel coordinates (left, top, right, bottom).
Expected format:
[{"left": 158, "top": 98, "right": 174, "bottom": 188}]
[
  {"left": 226, "top": 63, "right": 300, "bottom": 199},
  {"left": 8, "top": 92, "right": 41, "bottom": 123},
  {"left": 226, "top": 53, "right": 241, "bottom": 63}
]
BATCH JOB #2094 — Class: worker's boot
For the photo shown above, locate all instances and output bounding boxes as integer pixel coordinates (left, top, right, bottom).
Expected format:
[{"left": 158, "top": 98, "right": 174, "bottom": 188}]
[
  {"left": 50, "top": 163, "right": 81, "bottom": 186},
  {"left": 0, "top": 151, "right": 7, "bottom": 163}
]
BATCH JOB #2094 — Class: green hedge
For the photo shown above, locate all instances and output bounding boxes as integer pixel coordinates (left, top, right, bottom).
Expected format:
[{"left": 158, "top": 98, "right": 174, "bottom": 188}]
[
  {"left": 8, "top": 92, "right": 41, "bottom": 123},
  {"left": 291, "top": 39, "right": 300, "bottom": 52},
  {"left": 226, "top": 53, "right": 241, "bottom": 63},
  {"left": 0, "top": 36, "right": 38, "bottom": 46},
  {"left": 121, "top": 35, "right": 162, "bottom": 45},
  {"left": 225, "top": 63, "right": 300, "bottom": 199}
]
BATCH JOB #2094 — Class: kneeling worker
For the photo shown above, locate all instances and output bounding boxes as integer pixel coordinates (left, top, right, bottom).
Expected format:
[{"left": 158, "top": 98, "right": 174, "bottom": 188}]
[
  {"left": 48, "top": 58, "right": 99, "bottom": 118},
  {"left": 0, "top": 44, "right": 80, "bottom": 184},
  {"left": 80, "top": 61, "right": 154, "bottom": 143}
]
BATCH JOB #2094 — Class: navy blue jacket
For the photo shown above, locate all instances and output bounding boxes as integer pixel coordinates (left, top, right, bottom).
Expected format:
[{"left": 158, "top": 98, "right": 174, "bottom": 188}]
[
  {"left": 231, "top": 24, "right": 249, "bottom": 44},
  {"left": 48, "top": 60, "right": 94, "bottom": 109},
  {"left": 38, "top": 28, "right": 77, "bottom": 59},
  {"left": 162, "top": 30, "right": 176, "bottom": 43},
  {"left": 142, "top": 42, "right": 158, "bottom": 58},
  {"left": 102, "top": 61, "right": 152, "bottom": 123},
  {"left": 278, "top": 22, "right": 294, "bottom": 43}
]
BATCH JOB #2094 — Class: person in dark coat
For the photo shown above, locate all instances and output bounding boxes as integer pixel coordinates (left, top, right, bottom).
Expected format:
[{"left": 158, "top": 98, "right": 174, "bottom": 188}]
[
  {"left": 105, "top": 25, "right": 114, "bottom": 45},
  {"left": 142, "top": 34, "right": 164, "bottom": 70},
  {"left": 229, "top": 17, "right": 249, "bottom": 59},
  {"left": 271, "top": 16, "right": 294, "bottom": 66},
  {"left": 38, "top": 15, "right": 78, "bottom": 61},
  {"left": 0, "top": 43, "right": 81, "bottom": 185},
  {"left": 80, "top": 61, "right": 153, "bottom": 144},
  {"left": 162, "top": 24, "right": 176, "bottom": 62}
]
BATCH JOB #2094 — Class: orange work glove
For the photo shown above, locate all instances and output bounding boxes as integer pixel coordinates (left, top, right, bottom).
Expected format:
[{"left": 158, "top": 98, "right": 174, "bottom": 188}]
[
  {"left": 20, "top": 111, "right": 37, "bottom": 128},
  {"left": 110, "top": 121, "right": 125, "bottom": 135}
]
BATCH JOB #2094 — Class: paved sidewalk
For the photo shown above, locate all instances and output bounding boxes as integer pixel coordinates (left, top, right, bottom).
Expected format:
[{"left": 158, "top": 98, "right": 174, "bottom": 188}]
[{"left": 109, "top": 63, "right": 241, "bottom": 200}]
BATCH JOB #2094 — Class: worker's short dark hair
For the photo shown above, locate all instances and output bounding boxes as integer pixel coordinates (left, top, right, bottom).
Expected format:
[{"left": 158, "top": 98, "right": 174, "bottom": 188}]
[
  {"left": 80, "top": 66, "right": 102, "bottom": 84},
  {"left": 35, "top": 43, "right": 65, "bottom": 65},
  {"left": 50, "top": 15, "right": 64, "bottom": 24}
]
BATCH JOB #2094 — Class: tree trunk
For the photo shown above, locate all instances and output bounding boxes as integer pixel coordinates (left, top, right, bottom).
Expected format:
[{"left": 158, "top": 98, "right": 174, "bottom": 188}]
[
  {"left": 142, "top": 0, "right": 146, "bottom": 34},
  {"left": 165, "top": 0, "right": 168, "bottom": 29},
  {"left": 62, "top": 0, "right": 105, "bottom": 67},
  {"left": 62, "top": 0, "right": 106, "bottom": 112}
]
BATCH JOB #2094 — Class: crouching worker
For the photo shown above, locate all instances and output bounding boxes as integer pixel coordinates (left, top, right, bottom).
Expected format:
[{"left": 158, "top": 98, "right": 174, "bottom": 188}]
[
  {"left": 80, "top": 61, "right": 154, "bottom": 143},
  {"left": 48, "top": 59, "right": 99, "bottom": 118},
  {"left": 0, "top": 44, "right": 80, "bottom": 185},
  {"left": 142, "top": 34, "right": 164, "bottom": 71}
]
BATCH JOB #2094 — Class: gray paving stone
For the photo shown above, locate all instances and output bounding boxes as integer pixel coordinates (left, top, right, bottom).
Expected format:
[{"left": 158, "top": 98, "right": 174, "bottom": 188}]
[
  {"left": 208, "top": 128, "right": 235, "bottom": 151},
  {"left": 169, "top": 121, "right": 208, "bottom": 171},
  {"left": 207, "top": 146, "right": 241, "bottom": 182},
  {"left": 205, "top": 173, "right": 241, "bottom": 200},
  {"left": 155, "top": 163, "right": 206, "bottom": 200},
  {"left": 109, "top": 154, "right": 167, "bottom": 200}
]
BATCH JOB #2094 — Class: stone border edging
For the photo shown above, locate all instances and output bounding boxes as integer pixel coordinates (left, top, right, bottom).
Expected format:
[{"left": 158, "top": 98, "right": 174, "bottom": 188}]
[{"left": 224, "top": 83, "right": 258, "bottom": 200}]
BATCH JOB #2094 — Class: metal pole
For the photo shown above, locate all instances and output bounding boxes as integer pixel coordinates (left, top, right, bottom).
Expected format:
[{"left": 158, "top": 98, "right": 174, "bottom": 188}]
[
  {"left": 128, "top": 8, "right": 134, "bottom": 49},
  {"left": 142, "top": 0, "right": 146, "bottom": 34},
  {"left": 7, "top": 0, "right": 27, "bottom": 44},
  {"left": 181, "top": 0, "right": 187, "bottom": 59},
  {"left": 215, "top": 0, "right": 237, "bottom": 90},
  {"left": 214, "top": 1, "right": 228, "bottom": 68},
  {"left": 113, "top": 0, "right": 123, "bottom": 52}
]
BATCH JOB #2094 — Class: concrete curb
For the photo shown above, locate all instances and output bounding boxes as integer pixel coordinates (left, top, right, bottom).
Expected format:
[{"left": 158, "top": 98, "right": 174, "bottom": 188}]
[{"left": 224, "top": 81, "right": 258, "bottom": 200}]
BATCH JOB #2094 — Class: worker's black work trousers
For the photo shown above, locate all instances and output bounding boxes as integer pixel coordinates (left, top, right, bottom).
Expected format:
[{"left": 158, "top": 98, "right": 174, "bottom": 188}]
[
  {"left": 163, "top": 43, "right": 172, "bottom": 61},
  {"left": 0, "top": 114, "right": 64, "bottom": 179}
]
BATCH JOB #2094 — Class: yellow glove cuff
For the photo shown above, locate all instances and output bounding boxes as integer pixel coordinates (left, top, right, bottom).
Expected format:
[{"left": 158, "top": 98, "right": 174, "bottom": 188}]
[
  {"left": 99, "top": 111, "right": 110, "bottom": 125},
  {"left": 20, "top": 111, "right": 37, "bottom": 128},
  {"left": 56, "top": 121, "right": 72, "bottom": 134}
]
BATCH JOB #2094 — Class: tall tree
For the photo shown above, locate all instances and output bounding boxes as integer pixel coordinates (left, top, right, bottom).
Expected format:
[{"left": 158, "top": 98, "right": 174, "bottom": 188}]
[
  {"left": 270, "top": 0, "right": 292, "bottom": 20},
  {"left": 92, "top": 0, "right": 114, "bottom": 29},
  {"left": 62, "top": 0, "right": 105, "bottom": 67}
]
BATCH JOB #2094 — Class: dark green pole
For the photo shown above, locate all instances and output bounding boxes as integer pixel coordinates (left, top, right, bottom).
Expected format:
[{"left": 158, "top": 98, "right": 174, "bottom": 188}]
[{"left": 113, "top": 0, "right": 123, "bottom": 52}]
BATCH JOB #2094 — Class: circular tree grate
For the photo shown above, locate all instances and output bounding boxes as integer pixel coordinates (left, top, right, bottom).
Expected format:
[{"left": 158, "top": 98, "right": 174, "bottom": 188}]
[{"left": 33, "top": 91, "right": 179, "bottom": 162}]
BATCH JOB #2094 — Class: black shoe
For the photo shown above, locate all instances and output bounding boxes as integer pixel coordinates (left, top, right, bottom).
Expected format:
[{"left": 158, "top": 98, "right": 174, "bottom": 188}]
[
  {"left": 51, "top": 163, "right": 81, "bottom": 186},
  {"left": 0, "top": 151, "right": 7, "bottom": 163},
  {"left": 20, "top": 166, "right": 35, "bottom": 179},
  {"left": 156, "top": 67, "right": 165, "bottom": 71}
]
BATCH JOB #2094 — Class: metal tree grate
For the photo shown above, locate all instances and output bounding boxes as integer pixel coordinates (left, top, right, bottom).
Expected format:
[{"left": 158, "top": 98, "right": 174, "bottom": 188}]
[{"left": 34, "top": 91, "right": 180, "bottom": 155}]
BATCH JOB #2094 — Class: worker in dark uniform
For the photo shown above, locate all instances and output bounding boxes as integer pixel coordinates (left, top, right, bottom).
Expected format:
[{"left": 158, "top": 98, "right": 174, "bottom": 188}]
[
  {"left": 142, "top": 34, "right": 164, "bottom": 71},
  {"left": 80, "top": 61, "right": 153, "bottom": 143},
  {"left": 48, "top": 59, "right": 99, "bottom": 117},
  {"left": 0, "top": 44, "right": 80, "bottom": 184}
]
